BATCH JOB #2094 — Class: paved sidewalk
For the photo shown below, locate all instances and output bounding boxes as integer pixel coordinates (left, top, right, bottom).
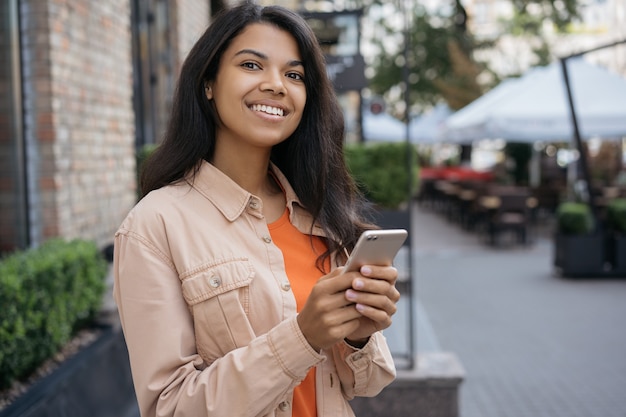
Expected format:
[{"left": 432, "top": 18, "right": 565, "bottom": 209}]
[{"left": 407, "top": 204, "right": 626, "bottom": 417}]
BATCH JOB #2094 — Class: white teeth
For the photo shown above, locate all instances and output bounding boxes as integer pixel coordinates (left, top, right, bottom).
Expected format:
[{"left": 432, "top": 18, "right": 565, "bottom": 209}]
[{"left": 251, "top": 104, "right": 284, "bottom": 116}]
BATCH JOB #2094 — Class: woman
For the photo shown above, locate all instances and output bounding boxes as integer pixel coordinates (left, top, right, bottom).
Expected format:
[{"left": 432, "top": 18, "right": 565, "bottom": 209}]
[{"left": 113, "top": 4, "right": 400, "bottom": 417}]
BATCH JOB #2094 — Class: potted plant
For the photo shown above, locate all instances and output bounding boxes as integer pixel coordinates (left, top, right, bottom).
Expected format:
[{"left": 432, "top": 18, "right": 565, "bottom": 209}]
[
  {"left": 605, "top": 198, "right": 626, "bottom": 276},
  {"left": 553, "top": 201, "right": 606, "bottom": 277},
  {"left": 344, "top": 142, "right": 419, "bottom": 229}
]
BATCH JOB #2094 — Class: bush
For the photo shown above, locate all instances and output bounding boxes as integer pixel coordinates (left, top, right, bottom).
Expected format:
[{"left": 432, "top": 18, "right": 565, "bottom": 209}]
[
  {"left": 0, "top": 239, "right": 108, "bottom": 389},
  {"left": 556, "top": 202, "right": 595, "bottom": 235},
  {"left": 345, "top": 142, "right": 419, "bottom": 209},
  {"left": 136, "top": 143, "right": 159, "bottom": 198},
  {"left": 606, "top": 198, "right": 626, "bottom": 233}
]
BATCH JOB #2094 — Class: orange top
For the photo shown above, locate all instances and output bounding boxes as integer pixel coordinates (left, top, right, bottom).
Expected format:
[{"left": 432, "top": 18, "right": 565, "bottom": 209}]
[{"left": 269, "top": 208, "right": 328, "bottom": 417}]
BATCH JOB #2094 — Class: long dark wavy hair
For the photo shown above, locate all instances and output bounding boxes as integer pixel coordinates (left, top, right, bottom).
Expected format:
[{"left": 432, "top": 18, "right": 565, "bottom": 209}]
[{"left": 141, "top": 3, "right": 374, "bottom": 268}]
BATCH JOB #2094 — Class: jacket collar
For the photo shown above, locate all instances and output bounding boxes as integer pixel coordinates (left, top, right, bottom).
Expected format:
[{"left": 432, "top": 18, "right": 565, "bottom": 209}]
[{"left": 189, "top": 161, "right": 323, "bottom": 236}]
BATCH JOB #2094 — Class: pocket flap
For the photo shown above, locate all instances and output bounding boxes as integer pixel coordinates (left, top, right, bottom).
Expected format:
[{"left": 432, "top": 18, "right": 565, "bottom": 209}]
[{"left": 181, "top": 259, "right": 254, "bottom": 305}]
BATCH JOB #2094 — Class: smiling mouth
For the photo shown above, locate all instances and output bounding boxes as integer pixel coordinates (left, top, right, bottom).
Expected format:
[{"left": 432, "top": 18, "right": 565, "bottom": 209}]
[{"left": 250, "top": 104, "right": 285, "bottom": 117}]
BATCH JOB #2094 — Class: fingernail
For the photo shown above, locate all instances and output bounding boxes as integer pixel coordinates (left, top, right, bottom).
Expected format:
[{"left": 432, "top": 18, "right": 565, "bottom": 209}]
[
  {"left": 353, "top": 279, "right": 364, "bottom": 289},
  {"left": 360, "top": 266, "right": 372, "bottom": 276},
  {"left": 346, "top": 289, "right": 357, "bottom": 301},
  {"left": 356, "top": 303, "right": 366, "bottom": 312}
]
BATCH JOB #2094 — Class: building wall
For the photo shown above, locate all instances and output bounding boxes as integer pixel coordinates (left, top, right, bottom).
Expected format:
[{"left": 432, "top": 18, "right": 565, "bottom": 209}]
[
  {"left": 20, "top": 0, "right": 136, "bottom": 249},
  {"left": 174, "top": 0, "right": 211, "bottom": 71},
  {"left": 0, "top": 0, "right": 222, "bottom": 254}
]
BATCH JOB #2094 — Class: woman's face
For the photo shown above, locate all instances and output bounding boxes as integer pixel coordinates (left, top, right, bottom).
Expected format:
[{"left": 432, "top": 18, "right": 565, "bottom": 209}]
[{"left": 206, "top": 23, "right": 307, "bottom": 152}]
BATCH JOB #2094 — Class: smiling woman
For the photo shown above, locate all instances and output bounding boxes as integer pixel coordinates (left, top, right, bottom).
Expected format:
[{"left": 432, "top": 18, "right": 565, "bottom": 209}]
[
  {"left": 206, "top": 23, "right": 307, "bottom": 176},
  {"left": 113, "top": 4, "right": 399, "bottom": 417}
]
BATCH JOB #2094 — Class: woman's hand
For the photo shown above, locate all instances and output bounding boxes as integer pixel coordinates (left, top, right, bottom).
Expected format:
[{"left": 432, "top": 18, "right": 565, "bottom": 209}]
[
  {"left": 297, "top": 265, "right": 400, "bottom": 352},
  {"left": 343, "top": 265, "right": 400, "bottom": 344}
]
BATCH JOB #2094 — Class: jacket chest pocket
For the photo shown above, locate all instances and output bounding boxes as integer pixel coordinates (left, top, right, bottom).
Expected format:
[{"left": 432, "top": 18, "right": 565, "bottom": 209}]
[{"left": 181, "top": 259, "right": 255, "bottom": 363}]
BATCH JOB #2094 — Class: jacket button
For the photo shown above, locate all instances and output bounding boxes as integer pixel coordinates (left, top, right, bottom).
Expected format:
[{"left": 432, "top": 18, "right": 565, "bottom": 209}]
[
  {"left": 281, "top": 282, "right": 291, "bottom": 291},
  {"left": 262, "top": 236, "right": 272, "bottom": 243},
  {"left": 209, "top": 276, "right": 221, "bottom": 288},
  {"left": 249, "top": 200, "right": 259, "bottom": 209},
  {"left": 278, "top": 401, "right": 290, "bottom": 411}
]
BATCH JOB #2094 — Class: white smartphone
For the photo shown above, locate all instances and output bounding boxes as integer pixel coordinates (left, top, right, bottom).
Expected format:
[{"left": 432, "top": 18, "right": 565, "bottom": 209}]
[{"left": 342, "top": 229, "right": 408, "bottom": 273}]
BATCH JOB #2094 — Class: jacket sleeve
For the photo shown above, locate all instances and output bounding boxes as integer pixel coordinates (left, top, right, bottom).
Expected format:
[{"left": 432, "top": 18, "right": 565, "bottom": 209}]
[
  {"left": 113, "top": 230, "right": 325, "bottom": 417},
  {"left": 330, "top": 332, "right": 396, "bottom": 399}
]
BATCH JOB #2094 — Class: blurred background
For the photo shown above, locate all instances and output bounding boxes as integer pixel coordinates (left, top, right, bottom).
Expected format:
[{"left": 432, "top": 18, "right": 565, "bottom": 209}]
[
  {"left": 1, "top": 1, "right": 626, "bottom": 417},
  {"left": 1, "top": 0, "right": 625, "bottom": 254}
]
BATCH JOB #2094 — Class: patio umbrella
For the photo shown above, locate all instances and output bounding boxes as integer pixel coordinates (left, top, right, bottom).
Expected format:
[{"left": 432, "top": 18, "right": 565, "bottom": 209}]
[
  {"left": 443, "top": 57, "right": 626, "bottom": 143},
  {"left": 409, "top": 103, "right": 452, "bottom": 144},
  {"left": 362, "top": 110, "right": 407, "bottom": 142}
]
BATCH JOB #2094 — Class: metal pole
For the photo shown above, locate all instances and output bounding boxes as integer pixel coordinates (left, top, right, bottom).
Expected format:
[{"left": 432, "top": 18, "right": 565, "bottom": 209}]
[
  {"left": 559, "top": 38, "right": 626, "bottom": 230},
  {"left": 401, "top": 0, "right": 416, "bottom": 371},
  {"left": 559, "top": 58, "right": 598, "bottom": 222}
]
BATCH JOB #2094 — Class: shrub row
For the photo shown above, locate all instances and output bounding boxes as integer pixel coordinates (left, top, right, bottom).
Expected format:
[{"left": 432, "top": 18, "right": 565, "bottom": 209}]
[
  {"left": 557, "top": 199, "right": 626, "bottom": 235},
  {"left": 0, "top": 239, "right": 108, "bottom": 389},
  {"left": 556, "top": 202, "right": 595, "bottom": 234},
  {"left": 345, "top": 142, "right": 420, "bottom": 210},
  {"left": 606, "top": 198, "right": 626, "bottom": 233}
]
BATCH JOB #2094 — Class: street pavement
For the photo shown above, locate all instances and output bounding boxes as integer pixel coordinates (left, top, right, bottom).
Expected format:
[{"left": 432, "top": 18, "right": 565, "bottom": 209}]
[{"left": 395, "top": 203, "right": 626, "bottom": 417}]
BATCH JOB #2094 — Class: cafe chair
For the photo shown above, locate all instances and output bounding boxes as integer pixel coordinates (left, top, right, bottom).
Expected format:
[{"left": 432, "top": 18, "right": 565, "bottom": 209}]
[{"left": 486, "top": 193, "right": 532, "bottom": 246}]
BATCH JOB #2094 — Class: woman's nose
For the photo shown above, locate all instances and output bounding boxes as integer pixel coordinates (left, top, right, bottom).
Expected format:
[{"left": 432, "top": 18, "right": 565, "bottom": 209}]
[{"left": 260, "top": 70, "right": 286, "bottom": 95}]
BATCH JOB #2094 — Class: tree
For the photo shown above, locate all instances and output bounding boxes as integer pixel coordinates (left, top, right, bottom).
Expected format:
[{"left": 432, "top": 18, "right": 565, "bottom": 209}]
[
  {"left": 504, "top": 0, "right": 581, "bottom": 66},
  {"left": 366, "top": 1, "right": 485, "bottom": 115},
  {"left": 365, "top": 0, "right": 581, "bottom": 114}
]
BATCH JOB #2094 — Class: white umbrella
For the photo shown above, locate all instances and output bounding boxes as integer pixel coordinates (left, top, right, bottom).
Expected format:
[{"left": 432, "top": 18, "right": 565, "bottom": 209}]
[
  {"left": 444, "top": 58, "right": 626, "bottom": 143},
  {"left": 409, "top": 103, "right": 452, "bottom": 144},
  {"left": 362, "top": 111, "right": 407, "bottom": 142}
]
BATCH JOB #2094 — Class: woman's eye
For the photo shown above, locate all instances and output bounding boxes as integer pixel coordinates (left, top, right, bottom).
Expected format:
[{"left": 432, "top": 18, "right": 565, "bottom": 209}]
[
  {"left": 287, "top": 72, "right": 304, "bottom": 81},
  {"left": 242, "top": 62, "right": 260, "bottom": 70}
]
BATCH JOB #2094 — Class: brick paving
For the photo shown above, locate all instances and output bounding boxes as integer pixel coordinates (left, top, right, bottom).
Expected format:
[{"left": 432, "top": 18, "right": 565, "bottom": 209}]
[{"left": 409, "top": 204, "right": 626, "bottom": 417}]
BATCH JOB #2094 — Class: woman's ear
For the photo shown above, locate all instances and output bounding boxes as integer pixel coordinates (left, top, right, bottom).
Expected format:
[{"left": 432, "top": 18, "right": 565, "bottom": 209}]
[{"left": 205, "top": 83, "right": 213, "bottom": 100}]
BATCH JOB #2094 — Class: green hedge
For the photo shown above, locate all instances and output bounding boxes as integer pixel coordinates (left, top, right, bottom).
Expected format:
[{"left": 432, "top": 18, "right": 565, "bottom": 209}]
[
  {"left": 345, "top": 142, "right": 419, "bottom": 209},
  {"left": 556, "top": 202, "right": 595, "bottom": 235},
  {"left": 136, "top": 143, "right": 159, "bottom": 199},
  {"left": 0, "top": 239, "right": 108, "bottom": 389},
  {"left": 606, "top": 198, "right": 626, "bottom": 233}
]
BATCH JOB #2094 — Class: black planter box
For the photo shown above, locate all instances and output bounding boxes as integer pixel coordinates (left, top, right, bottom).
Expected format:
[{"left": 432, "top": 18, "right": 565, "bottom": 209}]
[
  {"left": 608, "top": 235, "right": 626, "bottom": 277},
  {"left": 0, "top": 326, "right": 137, "bottom": 417},
  {"left": 371, "top": 208, "right": 411, "bottom": 230},
  {"left": 554, "top": 234, "right": 606, "bottom": 277}
]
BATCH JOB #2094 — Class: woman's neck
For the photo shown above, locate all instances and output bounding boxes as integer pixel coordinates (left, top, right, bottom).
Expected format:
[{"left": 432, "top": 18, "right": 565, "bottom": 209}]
[
  {"left": 211, "top": 148, "right": 286, "bottom": 222},
  {"left": 211, "top": 144, "right": 272, "bottom": 195}
]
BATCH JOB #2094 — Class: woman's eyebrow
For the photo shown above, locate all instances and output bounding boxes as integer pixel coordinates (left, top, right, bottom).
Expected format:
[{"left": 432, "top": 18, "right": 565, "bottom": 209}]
[
  {"left": 235, "top": 48, "right": 267, "bottom": 60},
  {"left": 234, "top": 48, "right": 303, "bottom": 67}
]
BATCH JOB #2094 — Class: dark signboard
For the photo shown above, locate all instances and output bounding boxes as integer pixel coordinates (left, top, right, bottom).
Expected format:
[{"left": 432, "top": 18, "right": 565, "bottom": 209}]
[
  {"left": 302, "top": 10, "right": 366, "bottom": 91},
  {"left": 325, "top": 54, "right": 366, "bottom": 91}
]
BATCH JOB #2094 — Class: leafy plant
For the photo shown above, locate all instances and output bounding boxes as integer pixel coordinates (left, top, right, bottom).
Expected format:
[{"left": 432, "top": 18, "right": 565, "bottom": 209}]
[
  {"left": 0, "top": 239, "right": 107, "bottom": 389},
  {"left": 606, "top": 198, "right": 626, "bottom": 233},
  {"left": 136, "top": 143, "right": 159, "bottom": 199},
  {"left": 556, "top": 202, "right": 594, "bottom": 235},
  {"left": 345, "top": 142, "right": 419, "bottom": 210}
]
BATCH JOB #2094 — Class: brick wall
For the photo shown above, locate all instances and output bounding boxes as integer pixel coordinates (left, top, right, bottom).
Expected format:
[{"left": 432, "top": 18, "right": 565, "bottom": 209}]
[
  {"left": 20, "top": 0, "right": 136, "bottom": 248},
  {"left": 148, "top": 0, "right": 211, "bottom": 141},
  {"left": 173, "top": 0, "right": 210, "bottom": 74}
]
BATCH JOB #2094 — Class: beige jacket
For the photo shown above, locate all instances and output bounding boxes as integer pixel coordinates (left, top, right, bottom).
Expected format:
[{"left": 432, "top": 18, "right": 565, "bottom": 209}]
[{"left": 113, "top": 161, "right": 396, "bottom": 417}]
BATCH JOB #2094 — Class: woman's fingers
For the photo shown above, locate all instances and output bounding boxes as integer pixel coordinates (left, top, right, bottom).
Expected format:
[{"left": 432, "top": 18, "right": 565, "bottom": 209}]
[
  {"left": 345, "top": 289, "right": 398, "bottom": 316},
  {"left": 298, "top": 271, "right": 370, "bottom": 351},
  {"left": 297, "top": 265, "right": 401, "bottom": 351}
]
